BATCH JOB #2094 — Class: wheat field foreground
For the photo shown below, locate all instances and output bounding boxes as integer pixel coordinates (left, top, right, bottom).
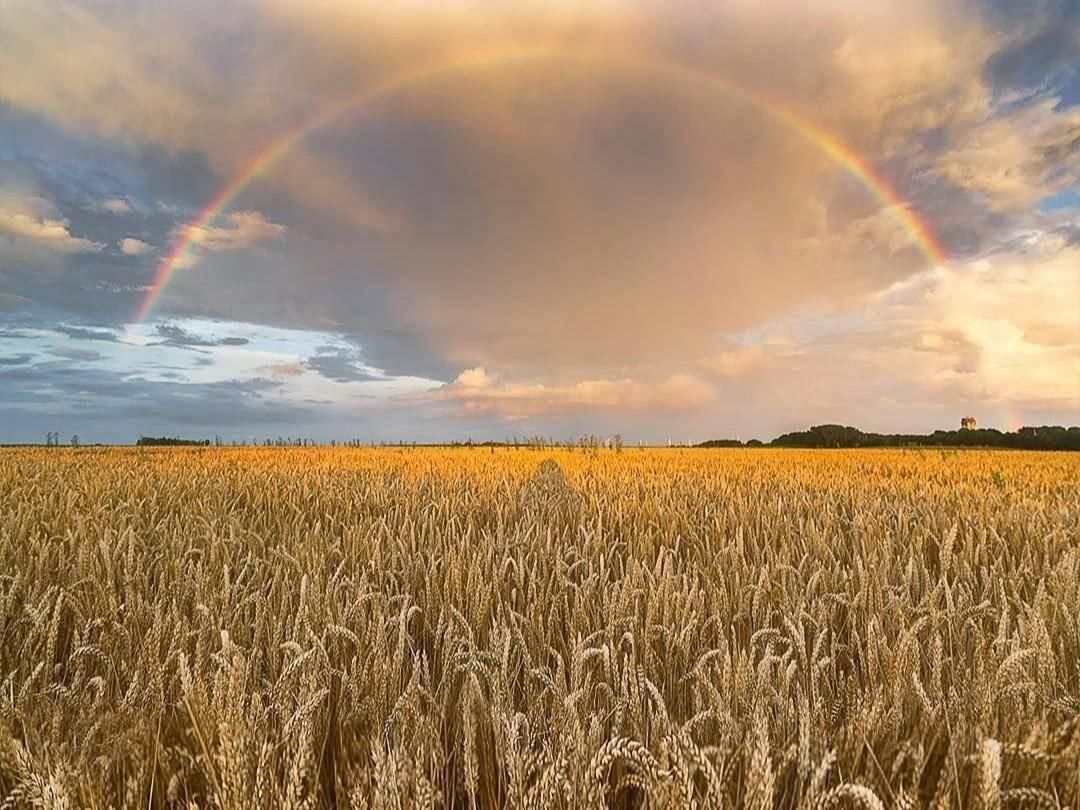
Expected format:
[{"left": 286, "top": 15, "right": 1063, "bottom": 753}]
[{"left": 1, "top": 448, "right": 1078, "bottom": 809}]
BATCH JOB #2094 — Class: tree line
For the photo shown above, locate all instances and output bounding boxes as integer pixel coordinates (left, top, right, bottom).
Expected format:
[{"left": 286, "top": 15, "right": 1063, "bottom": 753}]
[
  {"left": 31, "top": 425, "right": 1079, "bottom": 451},
  {"left": 699, "top": 424, "right": 1080, "bottom": 451},
  {"left": 135, "top": 436, "right": 212, "bottom": 447}
]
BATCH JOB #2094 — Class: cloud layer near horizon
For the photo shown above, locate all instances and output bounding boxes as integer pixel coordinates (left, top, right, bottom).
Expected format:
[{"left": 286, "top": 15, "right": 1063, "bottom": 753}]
[{"left": 0, "top": 0, "right": 1076, "bottom": 439}]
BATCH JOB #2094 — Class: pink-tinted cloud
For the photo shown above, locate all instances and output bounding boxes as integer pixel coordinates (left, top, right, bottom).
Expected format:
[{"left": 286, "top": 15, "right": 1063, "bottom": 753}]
[
  {"left": 173, "top": 211, "right": 286, "bottom": 270},
  {"left": 424, "top": 366, "right": 714, "bottom": 418}
]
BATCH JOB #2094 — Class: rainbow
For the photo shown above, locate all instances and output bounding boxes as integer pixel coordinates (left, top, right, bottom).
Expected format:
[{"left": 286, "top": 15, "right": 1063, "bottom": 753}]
[{"left": 134, "top": 46, "right": 947, "bottom": 323}]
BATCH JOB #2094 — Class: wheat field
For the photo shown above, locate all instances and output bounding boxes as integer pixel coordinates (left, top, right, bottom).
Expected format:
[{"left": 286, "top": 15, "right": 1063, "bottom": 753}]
[{"left": 1, "top": 447, "right": 1077, "bottom": 808}]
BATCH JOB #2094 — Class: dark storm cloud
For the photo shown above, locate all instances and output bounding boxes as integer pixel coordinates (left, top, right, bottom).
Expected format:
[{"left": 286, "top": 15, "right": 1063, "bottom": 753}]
[
  {"left": 133, "top": 144, "right": 223, "bottom": 219},
  {"left": 153, "top": 323, "right": 249, "bottom": 348},
  {"left": 151, "top": 323, "right": 210, "bottom": 347},
  {"left": 338, "top": 330, "right": 454, "bottom": 383},
  {"left": 54, "top": 324, "right": 121, "bottom": 342},
  {"left": 0, "top": 103, "right": 218, "bottom": 223},
  {"left": 48, "top": 346, "right": 101, "bottom": 361},
  {"left": 0, "top": 253, "right": 148, "bottom": 324},
  {"left": 0, "top": 112, "right": 125, "bottom": 213},
  {"left": 305, "top": 348, "right": 380, "bottom": 383},
  {"left": 0, "top": 363, "right": 308, "bottom": 429}
]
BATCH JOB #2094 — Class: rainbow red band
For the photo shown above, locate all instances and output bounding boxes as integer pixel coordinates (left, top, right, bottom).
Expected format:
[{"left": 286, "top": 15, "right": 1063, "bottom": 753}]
[{"left": 134, "top": 46, "right": 947, "bottom": 323}]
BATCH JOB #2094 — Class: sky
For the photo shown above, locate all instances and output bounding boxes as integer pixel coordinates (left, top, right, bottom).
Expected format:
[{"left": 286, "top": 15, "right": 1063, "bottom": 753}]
[{"left": 0, "top": 0, "right": 1077, "bottom": 444}]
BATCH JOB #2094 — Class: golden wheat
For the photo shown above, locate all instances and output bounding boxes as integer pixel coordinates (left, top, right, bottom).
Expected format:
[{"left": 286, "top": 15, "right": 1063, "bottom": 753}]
[{"left": 0, "top": 446, "right": 1077, "bottom": 808}]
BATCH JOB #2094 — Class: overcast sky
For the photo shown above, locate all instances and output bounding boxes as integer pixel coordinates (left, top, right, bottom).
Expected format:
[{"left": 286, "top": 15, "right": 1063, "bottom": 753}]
[{"left": 1, "top": 0, "right": 1077, "bottom": 444}]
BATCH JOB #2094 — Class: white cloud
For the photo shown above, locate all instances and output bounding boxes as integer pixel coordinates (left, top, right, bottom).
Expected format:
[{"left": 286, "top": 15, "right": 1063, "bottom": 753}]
[{"left": 119, "top": 237, "right": 152, "bottom": 255}]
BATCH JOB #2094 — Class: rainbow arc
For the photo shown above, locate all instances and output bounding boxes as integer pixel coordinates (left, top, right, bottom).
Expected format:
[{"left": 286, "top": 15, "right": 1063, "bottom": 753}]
[{"left": 134, "top": 46, "right": 947, "bottom": 323}]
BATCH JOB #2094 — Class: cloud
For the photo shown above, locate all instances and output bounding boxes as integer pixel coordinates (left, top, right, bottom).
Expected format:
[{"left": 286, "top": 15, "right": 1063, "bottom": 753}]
[
  {"left": 173, "top": 211, "right": 286, "bottom": 269},
  {"left": 152, "top": 324, "right": 214, "bottom": 348},
  {"left": 709, "top": 230, "right": 1080, "bottom": 422},
  {"left": 173, "top": 0, "right": 1000, "bottom": 378},
  {"left": 700, "top": 345, "right": 769, "bottom": 378},
  {"left": 152, "top": 322, "right": 250, "bottom": 348},
  {"left": 0, "top": 2, "right": 1020, "bottom": 337},
  {"left": 100, "top": 198, "right": 131, "bottom": 214},
  {"left": 0, "top": 205, "right": 104, "bottom": 254},
  {"left": 869, "top": 234, "right": 1080, "bottom": 405},
  {"left": 54, "top": 324, "right": 121, "bottom": 342},
  {"left": 186, "top": 211, "right": 286, "bottom": 252},
  {"left": 48, "top": 346, "right": 101, "bottom": 361},
  {"left": 835, "top": 205, "right": 932, "bottom": 258},
  {"left": 982, "top": 8, "right": 1079, "bottom": 96},
  {"left": 0, "top": 317, "right": 451, "bottom": 442},
  {"left": 262, "top": 362, "right": 305, "bottom": 377},
  {"left": 425, "top": 366, "right": 714, "bottom": 418},
  {"left": 0, "top": 1, "right": 400, "bottom": 236},
  {"left": 0, "top": 0, "right": 1076, "bottom": 439},
  {"left": 636, "top": 227, "right": 1079, "bottom": 434},
  {"left": 935, "top": 99, "right": 1080, "bottom": 211},
  {"left": 304, "top": 348, "right": 381, "bottom": 383},
  {"left": 0, "top": 363, "right": 310, "bottom": 432},
  {"left": 119, "top": 237, "right": 152, "bottom": 255},
  {"left": 0, "top": 353, "right": 32, "bottom": 366}
]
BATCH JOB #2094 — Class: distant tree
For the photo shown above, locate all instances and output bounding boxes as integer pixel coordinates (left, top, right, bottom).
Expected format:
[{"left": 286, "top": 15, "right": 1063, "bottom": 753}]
[
  {"left": 70, "top": 434, "right": 79, "bottom": 448},
  {"left": 763, "top": 423, "right": 1080, "bottom": 451},
  {"left": 613, "top": 433, "right": 624, "bottom": 453},
  {"left": 136, "top": 436, "right": 211, "bottom": 447}
]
